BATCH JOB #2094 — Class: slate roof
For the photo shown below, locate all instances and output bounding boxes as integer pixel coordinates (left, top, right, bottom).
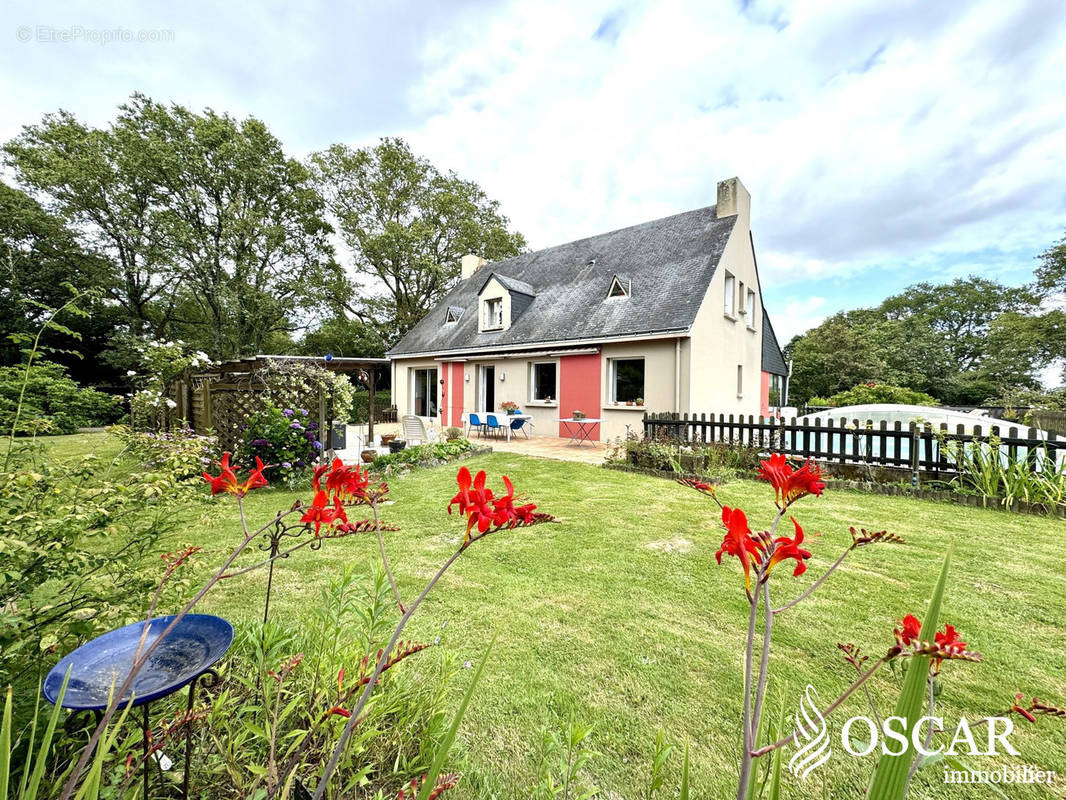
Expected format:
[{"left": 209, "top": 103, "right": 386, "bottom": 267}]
[
  {"left": 761, "top": 308, "right": 788, "bottom": 376},
  {"left": 389, "top": 204, "right": 737, "bottom": 357}
]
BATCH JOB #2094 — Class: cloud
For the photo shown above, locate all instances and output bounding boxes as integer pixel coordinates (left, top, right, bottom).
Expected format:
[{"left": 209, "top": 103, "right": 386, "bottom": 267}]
[{"left": 2, "top": 0, "right": 1064, "bottom": 342}]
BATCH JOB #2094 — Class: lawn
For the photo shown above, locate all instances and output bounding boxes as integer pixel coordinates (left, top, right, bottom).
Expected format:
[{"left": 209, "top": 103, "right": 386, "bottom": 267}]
[{"left": 50, "top": 434, "right": 1066, "bottom": 798}]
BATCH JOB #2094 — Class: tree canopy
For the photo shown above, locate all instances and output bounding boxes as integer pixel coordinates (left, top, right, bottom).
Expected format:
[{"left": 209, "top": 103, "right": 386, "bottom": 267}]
[
  {"left": 310, "top": 138, "right": 527, "bottom": 345},
  {"left": 785, "top": 273, "right": 1065, "bottom": 405}
]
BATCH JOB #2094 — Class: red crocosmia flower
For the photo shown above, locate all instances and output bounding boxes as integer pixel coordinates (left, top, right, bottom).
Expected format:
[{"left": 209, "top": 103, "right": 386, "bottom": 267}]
[
  {"left": 325, "top": 706, "right": 351, "bottom": 719},
  {"left": 448, "top": 468, "right": 536, "bottom": 540},
  {"left": 765, "top": 517, "right": 813, "bottom": 579},
  {"left": 1010, "top": 693, "right": 1037, "bottom": 724},
  {"left": 202, "top": 452, "right": 268, "bottom": 497},
  {"left": 301, "top": 490, "right": 345, "bottom": 535},
  {"left": 894, "top": 614, "right": 923, "bottom": 646},
  {"left": 934, "top": 623, "right": 966, "bottom": 652},
  {"left": 716, "top": 506, "right": 763, "bottom": 591},
  {"left": 757, "top": 454, "right": 825, "bottom": 507},
  {"left": 312, "top": 463, "right": 330, "bottom": 493}
]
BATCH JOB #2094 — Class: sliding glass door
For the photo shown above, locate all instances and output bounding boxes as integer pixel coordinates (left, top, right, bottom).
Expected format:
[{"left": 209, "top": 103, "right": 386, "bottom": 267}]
[{"left": 412, "top": 368, "right": 438, "bottom": 417}]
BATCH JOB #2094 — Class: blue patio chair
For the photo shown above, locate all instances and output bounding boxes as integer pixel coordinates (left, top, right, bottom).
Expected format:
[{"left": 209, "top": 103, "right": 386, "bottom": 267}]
[
  {"left": 509, "top": 416, "right": 530, "bottom": 438},
  {"left": 467, "top": 412, "right": 486, "bottom": 438},
  {"left": 484, "top": 413, "right": 504, "bottom": 439}
]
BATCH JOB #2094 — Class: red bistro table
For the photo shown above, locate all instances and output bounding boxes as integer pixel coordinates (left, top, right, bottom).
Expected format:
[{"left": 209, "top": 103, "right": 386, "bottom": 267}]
[{"left": 558, "top": 417, "right": 601, "bottom": 447}]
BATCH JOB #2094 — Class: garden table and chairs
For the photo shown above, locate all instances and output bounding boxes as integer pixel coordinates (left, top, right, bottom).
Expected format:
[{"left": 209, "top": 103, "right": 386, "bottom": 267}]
[
  {"left": 557, "top": 417, "right": 601, "bottom": 447},
  {"left": 463, "top": 412, "right": 534, "bottom": 441}
]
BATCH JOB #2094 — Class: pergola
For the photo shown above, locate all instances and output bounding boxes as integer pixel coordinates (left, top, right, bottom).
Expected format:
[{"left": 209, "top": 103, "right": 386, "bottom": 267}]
[{"left": 183, "top": 355, "right": 390, "bottom": 449}]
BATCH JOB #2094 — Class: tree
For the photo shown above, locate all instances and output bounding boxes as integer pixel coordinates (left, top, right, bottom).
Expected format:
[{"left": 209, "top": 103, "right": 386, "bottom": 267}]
[
  {"left": 310, "top": 138, "right": 526, "bottom": 345},
  {"left": 123, "top": 96, "right": 341, "bottom": 359},
  {"left": 785, "top": 312, "right": 886, "bottom": 402},
  {"left": 4, "top": 108, "right": 176, "bottom": 337},
  {"left": 1036, "top": 233, "right": 1066, "bottom": 299},
  {"left": 297, "top": 315, "right": 386, "bottom": 359}
]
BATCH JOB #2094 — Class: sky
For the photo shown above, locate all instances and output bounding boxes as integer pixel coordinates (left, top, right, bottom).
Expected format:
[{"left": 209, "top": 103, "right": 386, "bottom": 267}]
[{"left": 3, "top": 0, "right": 1066, "bottom": 344}]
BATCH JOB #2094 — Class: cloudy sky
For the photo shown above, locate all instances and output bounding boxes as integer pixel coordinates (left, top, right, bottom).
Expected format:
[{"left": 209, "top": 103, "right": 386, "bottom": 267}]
[{"left": 3, "top": 0, "right": 1065, "bottom": 343}]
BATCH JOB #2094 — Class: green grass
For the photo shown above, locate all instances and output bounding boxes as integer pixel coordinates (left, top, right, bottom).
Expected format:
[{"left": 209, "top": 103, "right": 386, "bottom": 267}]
[{"left": 42, "top": 434, "right": 1066, "bottom": 798}]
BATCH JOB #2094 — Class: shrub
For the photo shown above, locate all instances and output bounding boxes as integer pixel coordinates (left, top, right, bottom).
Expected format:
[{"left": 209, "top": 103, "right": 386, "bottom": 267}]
[
  {"left": 0, "top": 360, "right": 120, "bottom": 435},
  {"left": 810, "top": 382, "right": 938, "bottom": 408},
  {"left": 121, "top": 337, "right": 214, "bottom": 431},
  {"left": 111, "top": 424, "right": 218, "bottom": 481},
  {"left": 371, "top": 439, "right": 477, "bottom": 471},
  {"left": 240, "top": 404, "right": 322, "bottom": 485}
]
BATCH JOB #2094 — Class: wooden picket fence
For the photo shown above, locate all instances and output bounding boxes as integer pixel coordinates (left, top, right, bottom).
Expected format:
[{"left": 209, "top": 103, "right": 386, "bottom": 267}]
[{"left": 642, "top": 412, "right": 1066, "bottom": 476}]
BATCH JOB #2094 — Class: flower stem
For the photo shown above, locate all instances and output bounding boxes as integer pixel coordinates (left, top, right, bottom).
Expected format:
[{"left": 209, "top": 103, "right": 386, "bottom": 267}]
[
  {"left": 737, "top": 580, "right": 760, "bottom": 799},
  {"left": 750, "top": 657, "right": 887, "bottom": 758},
  {"left": 372, "top": 498, "right": 404, "bottom": 613},
  {"left": 772, "top": 548, "right": 851, "bottom": 614}
]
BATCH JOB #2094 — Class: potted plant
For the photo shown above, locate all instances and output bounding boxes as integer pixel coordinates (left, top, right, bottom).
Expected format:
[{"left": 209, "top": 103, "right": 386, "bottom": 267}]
[
  {"left": 388, "top": 439, "right": 406, "bottom": 454},
  {"left": 380, "top": 433, "right": 397, "bottom": 446},
  {"left": 500, "top": 400, "right": 520, "bottom": 416},
  {"left": 635, "top": 397, "right": 644, "bottom": 406},
  {"left": 572, "top": 409, "right": 586, "bottom": 420},
  {"left": 360, "top": 448, "right": 376, "bottom": 463},
  {"left": 445, "top": 426, "right": 462, "bottom": 441}
]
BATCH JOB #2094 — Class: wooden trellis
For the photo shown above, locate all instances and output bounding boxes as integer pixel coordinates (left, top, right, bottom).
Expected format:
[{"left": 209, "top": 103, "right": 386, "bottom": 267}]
[{"left": 185, "top": 355, "right": 390, "bottom": 454}]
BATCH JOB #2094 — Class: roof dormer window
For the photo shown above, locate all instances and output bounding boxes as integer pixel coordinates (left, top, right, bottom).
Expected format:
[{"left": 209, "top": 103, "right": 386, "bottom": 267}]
[
  {"left": 444, "top": 306, "right": 463, "bottom": 324},
  {"left": 607, "top": 275, "right": 630, "bottom": 299}
]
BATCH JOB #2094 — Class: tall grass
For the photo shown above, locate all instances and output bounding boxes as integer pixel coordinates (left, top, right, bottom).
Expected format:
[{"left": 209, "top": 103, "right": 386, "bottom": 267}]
[{"left": 944, "top": 436, "right": 1066, "bottom": 509}]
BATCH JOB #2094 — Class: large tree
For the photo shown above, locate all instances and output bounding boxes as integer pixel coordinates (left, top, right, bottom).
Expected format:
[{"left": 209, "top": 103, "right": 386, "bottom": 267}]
[
  {"left": 124, "top": 95, "right": 340, "bottom": 358},
  {"left": 786, "top": 276, "right": 1054, "bottom": 405},
  {"left": 310, "top": 138, "right": 526, "bottom": 345}
]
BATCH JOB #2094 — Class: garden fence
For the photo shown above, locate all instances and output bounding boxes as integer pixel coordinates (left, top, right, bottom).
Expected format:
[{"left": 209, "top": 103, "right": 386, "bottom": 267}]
[{"left": 642, "top": 412, "right": 1066, "bottom": 477}]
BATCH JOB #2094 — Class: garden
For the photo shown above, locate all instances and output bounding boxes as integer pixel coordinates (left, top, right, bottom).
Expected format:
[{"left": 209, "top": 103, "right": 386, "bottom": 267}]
[{"left": 3, "top": 424, "right": 1065, "bottom": 799}]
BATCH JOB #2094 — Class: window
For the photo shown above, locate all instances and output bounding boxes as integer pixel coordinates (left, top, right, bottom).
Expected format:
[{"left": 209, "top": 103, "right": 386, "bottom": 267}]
[
  {"left": 611, "top": 358, "right": 645, "bottom": 403},
  {"left": 736, "top": 364, "right": 744, "bottom": 397},
  {"left": 724, "top": 273, "right": 736, "bottom": 316},
  {"left": 769, "top": 374, "right": 783, "bottom": 407},
  {"left": 530, "top": 361, "right": 557, "bottom": 402},
  {"left": 607, "top": 276, "right": 630, "bottom": 298},
  {"left": 746, "top": 289, "right": 756, "bottom": 320},
  {"left": 412, "top": 368, "right": 438, "bottom": 416},
  {"left": 444, "top": 306, "right": 463, "bottom": 324},
  {"left": 738, "top": 281, "right": 746, "bottom": 313},
  {"left": 483, "top": 298, "right": 503, "bottom": 329}
]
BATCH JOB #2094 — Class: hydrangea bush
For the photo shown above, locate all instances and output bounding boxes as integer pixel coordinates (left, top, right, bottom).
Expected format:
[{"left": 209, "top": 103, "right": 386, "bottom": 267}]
[{"left": 240, "top": 404, "right": 322, "bottom": 485}]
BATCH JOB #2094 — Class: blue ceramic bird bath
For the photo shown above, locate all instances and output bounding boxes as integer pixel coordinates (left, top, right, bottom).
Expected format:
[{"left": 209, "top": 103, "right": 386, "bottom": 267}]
[{"left": 43, "top": 614, "right": 233, "bottom": 711}]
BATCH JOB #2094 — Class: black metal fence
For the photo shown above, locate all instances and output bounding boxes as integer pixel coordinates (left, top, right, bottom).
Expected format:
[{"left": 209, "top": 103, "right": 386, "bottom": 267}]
[{"left": 642, "top": 412, "right": 1066, "bottom": 476}]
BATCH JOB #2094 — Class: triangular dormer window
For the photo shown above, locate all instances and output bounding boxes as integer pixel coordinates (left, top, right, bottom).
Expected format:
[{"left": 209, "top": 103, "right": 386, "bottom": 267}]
[
  {"left": 444, "top": 306, "right": 463, "bottom": 324},
  {"left": 607, "top": 276, "right": 630, "bottom": 299}
]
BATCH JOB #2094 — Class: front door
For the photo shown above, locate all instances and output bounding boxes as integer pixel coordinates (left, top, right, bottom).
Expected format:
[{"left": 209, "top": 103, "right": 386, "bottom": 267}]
[
  {"left": 479, "top": 365, "right": 495, "bottom": 412},
  {"left": 412, "top": 367, "right": 438, "bottom": 418}
]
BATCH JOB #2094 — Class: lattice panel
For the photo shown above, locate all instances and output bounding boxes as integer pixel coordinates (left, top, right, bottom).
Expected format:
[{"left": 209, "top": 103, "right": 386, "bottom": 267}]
[{"left": 211, "top": 388, "right": 263, "bottom": 453}]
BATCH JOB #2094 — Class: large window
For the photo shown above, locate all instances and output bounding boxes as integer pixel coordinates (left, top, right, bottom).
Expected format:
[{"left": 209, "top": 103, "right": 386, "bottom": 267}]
[
  {"left": 483, "top": 298, "right": 503, "bottom": 329},
  {"left": 611, "top": 358, "right": 645, "bottom": 403},
  {"left": 530, "top": 361, "right": 557, "bottom": 403},
  {"left": 724, "top": 273, "right": 736, "bottom": 316},
  {"left": 412, "top": 368, "right": 438, "bottom": 417}
]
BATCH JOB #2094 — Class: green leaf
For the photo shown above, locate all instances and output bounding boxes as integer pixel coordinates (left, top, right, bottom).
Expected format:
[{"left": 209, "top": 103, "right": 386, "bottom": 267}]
[
  {"left": 679, "top": 740, "right": 690, "bottom": 800},
  {"left": 767, "top": 703, "right": 785, "bottom": 800},
  {"left": 1, "top": 685, "right": 11, "bottom": 800},
  {"left": 867, "top": 541, "right": 953, "bottom": 800},
  {"left": 25, "top": 668, "right": 70, "bottom": 800},
  {"left": 416, "top": 631, "right": 497, "bottom": 800}
]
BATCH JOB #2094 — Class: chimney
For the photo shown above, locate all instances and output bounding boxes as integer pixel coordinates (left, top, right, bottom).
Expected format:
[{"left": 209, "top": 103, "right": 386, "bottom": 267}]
[
  {"left": 460, "top": 254, "right": 487, "bottom": 280},
  {"left": 716, "top": 177, "right": 751, "bottom": 223}
]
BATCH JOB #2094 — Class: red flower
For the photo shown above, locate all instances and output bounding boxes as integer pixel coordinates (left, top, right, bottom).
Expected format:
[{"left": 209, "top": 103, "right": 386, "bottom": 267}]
[
  {"left": 325, "top": 458, "right": 370, "bottom": 501},
  {"left": 716, "top": 506, "right": 763, "bottom": 591},
  {"left": 448, "top": 467, "right": 538, "bottom": 541},
  {"left": 312, "top": 463, "right": 330, "bottom": 493},
  {"left": 324, "top": 706, "right": 351, "bottom": 719},
  {"left": 757, "top": 454, "right": 825, "bottom": 508},
  {"left": 202, "top": 452, "right": 268, "bottom": 497},
  {"left": 894, "top": 614, "right": 922, "bottom": 646},
  {"left": 765, "top": 517, "right": 812, "bottom": 579},
  {"left": 935, "top": 623, "right": 966, "bottom": 652},
  {"left": 301, "top": 490, "right": 348, "bottom": 535}
]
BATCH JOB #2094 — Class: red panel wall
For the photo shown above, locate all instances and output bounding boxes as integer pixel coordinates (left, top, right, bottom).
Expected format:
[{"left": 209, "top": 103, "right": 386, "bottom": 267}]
[
  {"left": 760, "top": 370, "right": 771, "bottom": 417},
  {"left": 558, "top": 352, "right": 602, "bottom": 440},
  {"left": 450, "top": 362, "right": 465, "bottom": 428}
]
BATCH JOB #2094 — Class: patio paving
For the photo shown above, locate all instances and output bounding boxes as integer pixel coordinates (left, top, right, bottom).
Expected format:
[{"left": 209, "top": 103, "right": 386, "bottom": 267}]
[{"left": 334, "top": 422, "right": 611, "bottom": 466}]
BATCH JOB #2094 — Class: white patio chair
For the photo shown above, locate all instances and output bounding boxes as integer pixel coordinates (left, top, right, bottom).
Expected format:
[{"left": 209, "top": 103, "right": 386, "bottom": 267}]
[{"left": 401, "top": 415, "right": 438, "bottom": 446}]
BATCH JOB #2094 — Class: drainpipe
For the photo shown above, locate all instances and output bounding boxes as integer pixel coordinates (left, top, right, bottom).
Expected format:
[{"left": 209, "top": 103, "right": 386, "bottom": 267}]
[
  {"left": 675, "top": 338, "right": 682, "bottom": 414},
  {"left": 785, "top": 359, "right": 793, "bottom": 406}
]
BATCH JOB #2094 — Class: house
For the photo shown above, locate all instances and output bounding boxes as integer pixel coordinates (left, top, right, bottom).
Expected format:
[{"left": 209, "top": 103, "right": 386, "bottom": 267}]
[{"left": 387, "top": 177, "right": 788, "bottom": 442}]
